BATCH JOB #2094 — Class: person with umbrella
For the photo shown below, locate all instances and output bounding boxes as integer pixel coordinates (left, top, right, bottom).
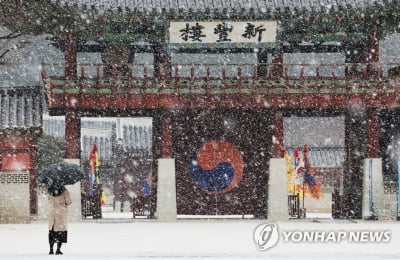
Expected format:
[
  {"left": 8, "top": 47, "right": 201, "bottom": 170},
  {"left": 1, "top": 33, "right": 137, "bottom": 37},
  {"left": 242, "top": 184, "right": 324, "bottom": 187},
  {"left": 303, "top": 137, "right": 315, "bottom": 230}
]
[
  {"left": 39, "top": 162, "right": 84, "bottom": 255},
  {"left": 47, "top": 184, "right": 72, "bottom": 255}
]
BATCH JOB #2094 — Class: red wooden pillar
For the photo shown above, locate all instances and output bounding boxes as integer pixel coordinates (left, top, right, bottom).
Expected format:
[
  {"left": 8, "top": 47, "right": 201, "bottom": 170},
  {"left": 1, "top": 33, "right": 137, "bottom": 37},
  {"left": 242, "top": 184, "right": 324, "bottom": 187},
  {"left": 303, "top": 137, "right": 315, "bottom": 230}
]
[
  {"left": 272, "top": 110, "right": 284, "bottom": 158},
  {"left": 367, "top": 32, "right": 379, "bottom": 63},
  {"left": 366, "top": 32, "right": 380, "bottom": 78},
  {"left": 269, "top": 44, "right": 284, "bottom": 79},
  {"left": 65, "top": 32, "right": 77, "bottom": 78},
  {"left": 159, "top": 55, "right": 172, "bottom": 79},
  {"left": 29, "top": 133, "right": 39, "bottom": 215},
  {"left": 65, "top": 110, "right": 81, "bottom": 159},
  {"left": 366, "top": 108, "right": 380, "bottom": 158},
  {"left": 154, "top": 42, "right": 171, "bottom": 79},
  {"left": 345, "top": 32, "right": 380, "bottom": 79},
  {"left": 161, "top": 111, "right": 173, "bottom": 158}
]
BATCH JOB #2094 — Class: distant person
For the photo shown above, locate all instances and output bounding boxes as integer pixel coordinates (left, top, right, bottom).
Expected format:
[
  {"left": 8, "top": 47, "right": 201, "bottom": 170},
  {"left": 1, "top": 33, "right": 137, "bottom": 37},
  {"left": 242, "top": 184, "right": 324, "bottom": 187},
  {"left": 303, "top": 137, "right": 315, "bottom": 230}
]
[{"left": 47, "top": 185, "right": 72, "bottom": 255}]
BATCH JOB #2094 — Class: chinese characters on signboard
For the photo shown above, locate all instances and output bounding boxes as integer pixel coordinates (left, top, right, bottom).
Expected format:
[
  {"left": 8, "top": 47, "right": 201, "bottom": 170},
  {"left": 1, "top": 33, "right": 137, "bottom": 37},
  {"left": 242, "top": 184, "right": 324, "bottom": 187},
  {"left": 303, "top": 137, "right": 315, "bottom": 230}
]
[{"left": 170, "top": 21, "right": 277, "bottom": 44}]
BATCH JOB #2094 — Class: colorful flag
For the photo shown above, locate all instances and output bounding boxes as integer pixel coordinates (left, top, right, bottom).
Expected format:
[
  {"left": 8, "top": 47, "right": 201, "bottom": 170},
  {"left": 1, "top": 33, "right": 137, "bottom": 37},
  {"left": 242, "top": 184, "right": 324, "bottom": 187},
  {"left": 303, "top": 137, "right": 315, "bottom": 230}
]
[
  {"left": 291, "top": 145, "right": 323, "bottom": 200},
  {"left": 284, "top": 149, "right": 296, "bottom": 194},
  {"left": 142, "top": 173, "right": 153, "bottom": 196},
  {"left": 89, "top": 144, "right": 99, "bottom": 179},
  {"left": 88, "top": 144, "right": 98, "bottom": 196},
  {"left": 292, "top": 147, "right": 305, "bottom": 199},
  {"left": 101, "top": 190, "right": 107, "bottom": 205},
  {"left": 88, "top": 144, "right": 107, "bottom": 204},
  {"left": 301, "top": 144, "right": 323, "bottom": 200}
]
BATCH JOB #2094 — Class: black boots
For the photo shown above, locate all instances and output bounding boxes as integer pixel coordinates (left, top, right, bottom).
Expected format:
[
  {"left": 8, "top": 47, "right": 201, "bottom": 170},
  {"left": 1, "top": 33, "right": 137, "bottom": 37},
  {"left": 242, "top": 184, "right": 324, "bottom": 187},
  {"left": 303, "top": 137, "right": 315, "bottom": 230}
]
[
  {"left": 49, "top": 242, "right": 62, "bottom": 255},
  {"left": 56, "top": 242, "right": 63, "bottom": 255},
  {"left": 49, "top": 242, "right": 54, "bottom": 254}
]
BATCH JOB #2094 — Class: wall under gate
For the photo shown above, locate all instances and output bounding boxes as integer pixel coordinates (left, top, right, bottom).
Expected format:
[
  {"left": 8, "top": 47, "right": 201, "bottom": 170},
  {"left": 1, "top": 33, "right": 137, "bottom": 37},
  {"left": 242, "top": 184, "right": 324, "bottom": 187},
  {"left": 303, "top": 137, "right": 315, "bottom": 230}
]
[
  {"left": 0, "top": 171, "right": 30, "bottom": 223},
  {"left": 173, "top": 109, "right": 272, "bottom": 217}
]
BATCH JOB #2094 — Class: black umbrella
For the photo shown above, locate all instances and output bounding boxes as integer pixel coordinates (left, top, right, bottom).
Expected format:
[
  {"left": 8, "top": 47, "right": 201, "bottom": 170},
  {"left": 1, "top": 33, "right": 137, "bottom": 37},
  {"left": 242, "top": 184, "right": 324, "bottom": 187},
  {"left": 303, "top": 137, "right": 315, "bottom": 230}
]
[{"left": 39, "top": 162, "right": 85, "bottom": 187}]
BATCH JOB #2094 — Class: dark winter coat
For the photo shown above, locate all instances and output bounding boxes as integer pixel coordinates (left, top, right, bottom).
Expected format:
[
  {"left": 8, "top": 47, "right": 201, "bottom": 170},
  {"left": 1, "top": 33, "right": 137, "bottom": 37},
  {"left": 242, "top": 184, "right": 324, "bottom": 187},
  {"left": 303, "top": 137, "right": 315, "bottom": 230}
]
[{"left": 48, "top": 188, "right": 72, "bottom": 231}]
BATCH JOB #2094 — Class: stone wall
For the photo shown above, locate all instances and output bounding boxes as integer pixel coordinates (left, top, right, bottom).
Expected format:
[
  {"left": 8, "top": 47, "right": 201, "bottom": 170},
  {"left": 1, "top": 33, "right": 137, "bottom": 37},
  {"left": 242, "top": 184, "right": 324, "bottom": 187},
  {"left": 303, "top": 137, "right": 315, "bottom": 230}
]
[
  {"left": 382, "top": 193, "right": 398, "bottom": 221},
  {"left": 0, "top": 171, "right": 30, "bottom": 223}
]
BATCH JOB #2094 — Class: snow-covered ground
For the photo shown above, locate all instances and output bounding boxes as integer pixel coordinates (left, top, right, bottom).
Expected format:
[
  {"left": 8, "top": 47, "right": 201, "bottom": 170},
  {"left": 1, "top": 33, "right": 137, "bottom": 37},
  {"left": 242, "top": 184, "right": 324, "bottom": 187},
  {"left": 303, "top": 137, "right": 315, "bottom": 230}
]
[{"left": 0, "top": 219, "right": 399, "bottom": 259}]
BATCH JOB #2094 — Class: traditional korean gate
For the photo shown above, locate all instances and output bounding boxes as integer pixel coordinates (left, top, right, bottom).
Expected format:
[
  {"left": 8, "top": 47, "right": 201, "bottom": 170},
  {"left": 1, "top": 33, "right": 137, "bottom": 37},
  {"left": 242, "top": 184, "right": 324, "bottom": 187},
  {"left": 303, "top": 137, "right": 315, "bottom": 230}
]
[{"left": 173, "top": 109, "right": 272, "bottom": 217}]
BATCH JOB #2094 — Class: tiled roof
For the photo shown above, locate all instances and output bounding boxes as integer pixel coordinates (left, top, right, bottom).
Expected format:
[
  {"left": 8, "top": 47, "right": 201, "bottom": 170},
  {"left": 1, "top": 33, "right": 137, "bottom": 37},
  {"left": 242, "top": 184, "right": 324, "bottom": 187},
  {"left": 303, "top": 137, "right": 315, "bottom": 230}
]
[
  {"left": 43, "top": 116, "right": 153, "bottom": 159},
  {"left": 284, "top": 116, "right": 345, "bottom": 168},
  {"left": 0, "top": 87, "right": 42, "bottom": 130},
  {"left": 285, "top": 147, "right": 345, "bottom": 168},
  {"left": 51, "top": 0, "right": 391, "bottom": 14},
  {"left": 284, "top": 116, "right": 345, "bottom": 147}
]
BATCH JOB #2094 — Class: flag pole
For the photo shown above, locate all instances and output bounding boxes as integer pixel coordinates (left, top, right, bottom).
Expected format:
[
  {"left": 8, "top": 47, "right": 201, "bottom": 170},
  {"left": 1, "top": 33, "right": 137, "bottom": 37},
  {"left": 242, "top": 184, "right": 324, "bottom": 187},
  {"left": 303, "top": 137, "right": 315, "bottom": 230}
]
[
  {"left": 302, "top": 144, "right": 308, "bottom": 218},
  {"left": 302, "top": 180, "right": 305, "bottom": 217}
]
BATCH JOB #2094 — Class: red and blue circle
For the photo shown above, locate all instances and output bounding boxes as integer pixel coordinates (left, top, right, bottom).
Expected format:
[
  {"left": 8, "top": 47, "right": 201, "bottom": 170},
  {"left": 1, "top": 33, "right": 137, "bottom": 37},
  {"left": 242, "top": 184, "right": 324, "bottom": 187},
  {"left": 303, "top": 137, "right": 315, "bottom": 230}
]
[{"left": 189, "top": 140, "right": 244, "bottom": 194}]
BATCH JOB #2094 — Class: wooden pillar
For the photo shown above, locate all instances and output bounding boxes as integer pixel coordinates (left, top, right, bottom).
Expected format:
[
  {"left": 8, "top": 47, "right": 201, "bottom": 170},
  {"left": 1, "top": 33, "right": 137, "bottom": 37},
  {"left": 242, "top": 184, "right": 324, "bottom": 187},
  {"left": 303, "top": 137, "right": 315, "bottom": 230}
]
[
  {"left": 269, "top": 44, "right": 284, "bottom": 79},
  {"left": 345, "top": 41, "right": 365, "bottom": 78},
  {"left": 161, "top": 111, "right": 173, "bottom": 158},
  {"left": 343, "top": 110, "right": 365, "bottom": 219},
  {"left": 65, "top": 110, "right": 81, "bottom": 159},
  {"left": 366, "top": 32, "right": 380, "bottom": 78},
  {"left": 272, "top": 110, "right": 284, "bottom": 158},
  {"left": 257, "top": 48, "right": 268, "bottom": 77},
  {"left": 64, "top": 32, "right": 77, "bottom": 79},
  {"left": 154, "top": 42, "right": 171, "bottom": 79},
  {"left": 29, "top": 133, "right": 39, "bottom": 215},
  {"left": 346, "top": 32, "right": 380, "bottom": 79},
  {"left": 367, "top": 32, "right": 380, "bottom": 63},
  {"left": 366, "top": 108, "right": 380, "bottom": 158}
]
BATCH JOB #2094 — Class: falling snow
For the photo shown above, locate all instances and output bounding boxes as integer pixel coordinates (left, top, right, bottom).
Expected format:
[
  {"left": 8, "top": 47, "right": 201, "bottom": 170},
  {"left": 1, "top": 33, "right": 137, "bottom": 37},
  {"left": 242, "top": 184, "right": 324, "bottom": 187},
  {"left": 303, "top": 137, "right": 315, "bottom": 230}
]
[{"left": 1, "top": 1, "right": 400, "bottom": 259}]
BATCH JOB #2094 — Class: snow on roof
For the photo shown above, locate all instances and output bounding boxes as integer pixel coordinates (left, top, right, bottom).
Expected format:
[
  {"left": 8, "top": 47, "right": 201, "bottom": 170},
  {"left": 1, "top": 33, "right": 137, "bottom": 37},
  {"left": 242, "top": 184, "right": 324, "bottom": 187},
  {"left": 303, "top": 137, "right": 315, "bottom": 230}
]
[
  {"left": 284, "top": 116, "right": 345, "bottom": 147},
  {"left": 285, "top": 146, "right": 345, "bottom": 168},
  {"left": 0, "top": 32, "right": 63, "bottom": 88},
  {"left": 51, "top": 0, "right": 391, "bottom": 13},
  {"left": 284, "top": 116, "right": 345, "bottom": 168},
  {"left": 0, "top": 86, "right": 43, "bottom": 129}
]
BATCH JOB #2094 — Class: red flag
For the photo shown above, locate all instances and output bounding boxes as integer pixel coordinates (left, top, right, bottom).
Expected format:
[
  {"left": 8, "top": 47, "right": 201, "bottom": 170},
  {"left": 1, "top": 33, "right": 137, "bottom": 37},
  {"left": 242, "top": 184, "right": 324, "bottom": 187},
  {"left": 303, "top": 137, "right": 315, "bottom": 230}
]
[
  {"left": 89, "top": 144, "right": 98, "bottom": 174},
  {"left": 302, "top": 146, "right": 323, "bottom": 200}
]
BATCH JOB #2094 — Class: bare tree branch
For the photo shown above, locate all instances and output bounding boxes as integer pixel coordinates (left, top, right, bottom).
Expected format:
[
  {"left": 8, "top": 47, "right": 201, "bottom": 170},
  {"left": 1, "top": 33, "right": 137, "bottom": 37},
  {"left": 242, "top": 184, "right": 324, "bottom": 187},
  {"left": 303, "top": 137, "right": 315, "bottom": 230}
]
[
  {"left": 0, "top": 32, "right": 26, "bottom": 40},
  {"left": 0, "top": 31, "right": 31, "bottom": 64},
  {"left": 0, "top": 49, "right": 10, "bottom": 64}
]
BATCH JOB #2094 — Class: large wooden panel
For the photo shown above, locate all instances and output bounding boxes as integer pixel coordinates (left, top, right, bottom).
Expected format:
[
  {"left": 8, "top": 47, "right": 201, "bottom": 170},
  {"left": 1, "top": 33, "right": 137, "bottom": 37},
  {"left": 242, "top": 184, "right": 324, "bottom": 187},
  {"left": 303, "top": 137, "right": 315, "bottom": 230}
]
[{"left": 173, "top": 109, "right": 272, "bottom": 217}]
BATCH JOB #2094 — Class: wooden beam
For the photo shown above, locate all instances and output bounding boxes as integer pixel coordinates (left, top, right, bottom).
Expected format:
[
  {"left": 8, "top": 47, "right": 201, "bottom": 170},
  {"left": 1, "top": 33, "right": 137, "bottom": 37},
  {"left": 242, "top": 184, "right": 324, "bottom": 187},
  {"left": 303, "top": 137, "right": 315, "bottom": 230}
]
[{"left": 65, "top": 110, "right": 81, "bottom": 159}]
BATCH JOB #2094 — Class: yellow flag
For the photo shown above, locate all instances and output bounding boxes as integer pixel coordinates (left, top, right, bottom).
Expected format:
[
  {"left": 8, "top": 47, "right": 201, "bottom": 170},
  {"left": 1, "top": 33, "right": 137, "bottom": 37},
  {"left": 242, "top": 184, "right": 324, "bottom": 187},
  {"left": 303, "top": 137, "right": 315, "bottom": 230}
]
[
  {"left": 101, "top": 191, "right": 107, "bottom": 205},
  {"left": 284, "top": 152, "right": 296, "bottom": 194}
]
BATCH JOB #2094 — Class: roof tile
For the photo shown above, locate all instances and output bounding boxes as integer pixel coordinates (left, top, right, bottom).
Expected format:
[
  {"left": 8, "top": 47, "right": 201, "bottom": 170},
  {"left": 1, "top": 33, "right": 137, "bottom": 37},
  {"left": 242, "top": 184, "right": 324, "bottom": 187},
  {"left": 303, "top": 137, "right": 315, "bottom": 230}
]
[{"left": 50, "top": 0, "right": 390, "bottom": 14}]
